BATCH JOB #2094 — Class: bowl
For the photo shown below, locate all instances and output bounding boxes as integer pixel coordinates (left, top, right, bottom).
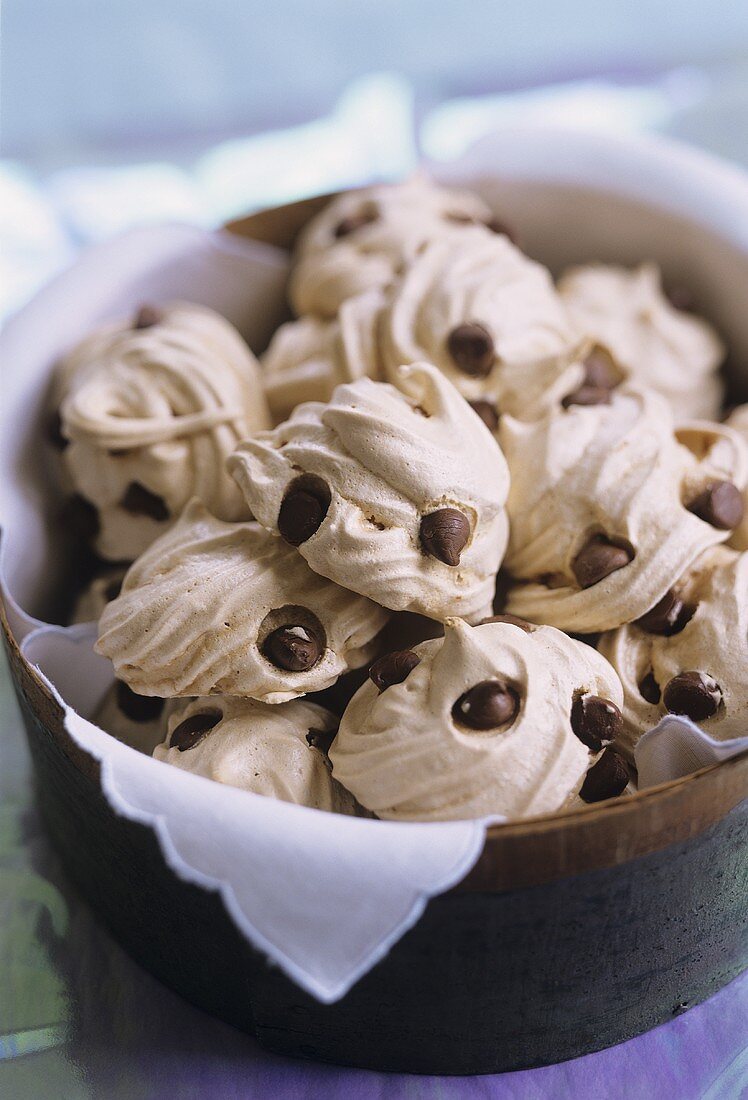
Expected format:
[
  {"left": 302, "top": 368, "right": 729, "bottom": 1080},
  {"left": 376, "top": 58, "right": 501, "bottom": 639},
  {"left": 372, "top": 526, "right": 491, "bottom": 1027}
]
[{"left": 3, "top": 126, "right": 748, "bottom": 1074}]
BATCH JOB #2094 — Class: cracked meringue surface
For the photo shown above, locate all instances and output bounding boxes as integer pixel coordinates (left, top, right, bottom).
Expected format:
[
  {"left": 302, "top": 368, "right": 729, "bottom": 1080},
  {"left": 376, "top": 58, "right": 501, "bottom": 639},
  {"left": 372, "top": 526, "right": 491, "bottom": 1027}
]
[
  {"left": 288, "top": 176, "right": 498, "bottom": 318},
  {"left": 96, "top": 499, "right": 388, "bottom": 702},
  {"left": 329, "top": 617, "right": 624, "bottom": 821},
  {"left": 229, "top": 362, "right": 510, "bottom": 622},
  {"left": 598, "top": 546, "right": 748, "bottom": 753},
  {"left": 53, "top": 301, "right": 271, "bottom": 561},
  {"left": 500, "top": 387, "right": 748, "bottom": 633},
  {"left": 558, "top": 262, "right": 725, "bottom": 420},
  {"left": 154, "top": 695, "right": 359, "bottom": 814}
]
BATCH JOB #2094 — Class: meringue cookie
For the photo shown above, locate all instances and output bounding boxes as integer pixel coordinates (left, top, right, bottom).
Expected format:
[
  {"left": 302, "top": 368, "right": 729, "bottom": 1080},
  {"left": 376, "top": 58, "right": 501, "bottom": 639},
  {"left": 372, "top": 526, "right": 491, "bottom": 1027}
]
[
  {"left": 558, "top": 263, "right": 725, "bottom": 420},
  {"left": 94, "top": 680, "right": 172, "bottom": 755},
  {"left": 330, "top": 617, "right": 625, "bottom": 822},
  {"left": 154, "top": 696, "right": 359, "bottom": 814},
  {"left": 289, "top": 177, "right": 499, "bottom": 317},
  {"left": 229, "top": 363, "right": 510, "bottom": 622},
  {"left": 598, "top": 546, "right": 748, "bottom": 753},
  {"left": 500, "top": 387, "right": 748, "bottom": 633},
  {"left": 261, "top": 289, "right": 384, "bottom": 422},
  {"left": 377, "top": 227, "right": 583, "bottom": 422},
  {"left": 54, "top": 302, "right": 271, "bottom": 561},
  {"left": 96, "top": 499, "right": 388, "bottom": 702},
  {"left": 70, "top": 566, "right": 128, "bottom": 623},
  {"left": 725, "top": 404, "right": 748, "bottom": 550}
]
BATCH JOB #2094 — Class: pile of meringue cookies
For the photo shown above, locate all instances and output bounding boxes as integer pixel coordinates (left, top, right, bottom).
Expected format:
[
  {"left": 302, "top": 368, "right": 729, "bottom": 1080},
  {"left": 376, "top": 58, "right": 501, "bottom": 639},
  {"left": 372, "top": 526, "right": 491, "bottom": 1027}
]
[{"left": 49, "top": 176, "right": 748, "bottom": 824}]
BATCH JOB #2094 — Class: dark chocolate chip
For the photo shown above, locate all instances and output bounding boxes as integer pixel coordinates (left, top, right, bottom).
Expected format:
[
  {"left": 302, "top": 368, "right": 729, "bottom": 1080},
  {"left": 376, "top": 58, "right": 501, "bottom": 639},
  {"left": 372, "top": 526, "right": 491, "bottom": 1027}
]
[
  {"left": 479, "top": 613, "right": 534, "bottom": 632},
  {"left": 420, "top": 508, "right": 470, "bottom": 567},
  {"left": 468, "top": 399, "right": 500, "bottom": 433},
  {"left": 64, "top": 493, "right": 100, "bottom": 542},
  {"left": 582, "top": 345, "right": 621, "bottom": 390},
  {"left": 452, "top": 679, "right": 520, "bottom": 730},
  {"left": 116, "top": 680, "right": 165, "bottom": 723},
  {"left": 635, "top": 589, "right": 694, "bottom": 636},
  {"left": 333, "top": 208, "right": 378, "bottom": 238},
  {"left": 133, "top": 304, "right": 162, "bottom": 330},
  {"left": 120, "top": 482, "right": 170, "bottom": 522},
  {"left": 446, "top": 323, "right": 495, "bottom": 378},
  {"left": 639, "top": 671, "right": 661, "bottom": 705},
  {"left": 170, "top": 709, "right": 222, "bottom": 751},
  {"left": 663, "top": 671, "right": 722, "bottom": 722},
  {"left": 48, "top": 410, "right": 69, "bottom": 450},
  {"left": 262, "top": 624, "right": 323, "bottom": 672},
  {"left": 572, "top": 535, "right": 634, "bottom": 589},
  {"left": 277, "top": 476, "right": 331, "bottom": 546},
  {"left": 306, "top": 727, "right": 337, "bottom": 755},
  {"left": 369, "top": 649, "right": 421, "bottom": 692},
  {"left": 579, "top": 748, "right": 629, "bottom": 803},
  {"left": 103, "top": 577, "right": 124, "bottom": 603},
  {"left": 686, "top": 481, "right": 744, "bottom": 530},
  {"left": 562, "top": 384, "right": 613, "bottom": 408},
  {"left": 571, "top": 694, "right": 623, "bottom": 752}
]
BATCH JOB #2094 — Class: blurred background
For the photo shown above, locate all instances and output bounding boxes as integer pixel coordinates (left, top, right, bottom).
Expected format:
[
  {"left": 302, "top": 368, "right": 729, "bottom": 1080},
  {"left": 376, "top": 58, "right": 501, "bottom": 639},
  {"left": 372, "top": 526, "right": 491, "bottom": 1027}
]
[{"left": 1, "top": 0, "right": 748, "bottom": 317}]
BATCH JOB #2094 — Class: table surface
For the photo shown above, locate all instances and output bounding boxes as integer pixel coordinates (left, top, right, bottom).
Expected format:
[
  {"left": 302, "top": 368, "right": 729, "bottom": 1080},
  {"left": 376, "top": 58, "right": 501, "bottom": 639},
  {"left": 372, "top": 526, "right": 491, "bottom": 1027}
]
[{"left": 1, "top": 653, "right": 746, "bottom": 1099}]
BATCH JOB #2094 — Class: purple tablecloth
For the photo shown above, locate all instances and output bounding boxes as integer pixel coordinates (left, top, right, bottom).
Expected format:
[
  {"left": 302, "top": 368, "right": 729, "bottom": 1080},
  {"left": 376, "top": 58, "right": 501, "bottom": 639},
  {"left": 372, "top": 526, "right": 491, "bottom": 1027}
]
[{"left": 1, "top": 652, "right": 746, "bottom": 1099}]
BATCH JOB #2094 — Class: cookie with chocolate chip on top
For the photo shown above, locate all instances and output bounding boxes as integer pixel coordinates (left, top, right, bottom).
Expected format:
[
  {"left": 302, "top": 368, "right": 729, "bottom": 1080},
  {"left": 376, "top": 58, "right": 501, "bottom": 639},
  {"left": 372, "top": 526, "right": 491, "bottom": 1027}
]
[{"left": 329, "top": 617, "right": 625, "bottom": 821}]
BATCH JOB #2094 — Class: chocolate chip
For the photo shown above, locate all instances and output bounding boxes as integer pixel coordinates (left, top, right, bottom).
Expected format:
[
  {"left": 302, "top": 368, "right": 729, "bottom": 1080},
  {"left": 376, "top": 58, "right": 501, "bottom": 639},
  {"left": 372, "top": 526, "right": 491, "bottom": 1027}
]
[
  {"left": 583, "top": 345, "right": 621, "bottom": 390},
  {"left": 572, "top": 535, "right": 634, "bottom": 589},
  {"left": 639, "top": 671, "right": 661, "bottom": 705},
  {"left": 686, "top": 481, "right": 744, "bottom": 530},
  {"left": 306, "top": 727, "right": 337, "bottom": 755},
  {"left": 571, "top": 694, "right": 623, "bottom": 751},
  {"left": 369, "top": 649, "right": 421, "bottom": 692},
  {"left": 663, "top": 671, "right": 722, "bottom": 722},
  {"left": 170, "top": 709, "right": 222, "bottom": 751},
  {"left": 666, "top": 285, "right": 695, "bottom": 312},
  {"left": 452, "top": 679, "right": 520, "bottom": 730},
  {"left": 116, "top": 680, "right": 165, "bottom": 723},
  {"left": 420, "top": 508, "right": 470, "bottom": 566},
  {"left": 277, "top": 476, "right": 331, "bottom": 545},
  {"left": 579, "top": 748, "right": 629, "bottom": 803},
  {"left": 446, "top": 323, "right": 495, "bottom": 378},
  {"left": 262, "top": 624, "right": 323, "bottom": 672},
  {"left": 133, "top": 304, "right": 162, "bottom": 330},
  {"left": 480, "top": 613, "right": 534, "bottom": 632},
  {"left": 468, "top": 399, "right": 500, "bottom": 433},
  {"left": 121, "top": 482, "right": 170, "bottom": 522},
  {"left": 562, "top": 385, "right": 613, "bottom": 408},
  {"left": 48, "top": 410, "right": 69, "bottom": 450},
  {"left": 333, "top": 208, "right": 377, "bottom": 238},
  {"left": 635, "top": 589, "right": 694, "bottom": 636},
  {"left": 104, "top": 577, "right": 124, "bottom": 603},
  {"left": 64, "top": 493, "right": 100, "bottom": 542}
]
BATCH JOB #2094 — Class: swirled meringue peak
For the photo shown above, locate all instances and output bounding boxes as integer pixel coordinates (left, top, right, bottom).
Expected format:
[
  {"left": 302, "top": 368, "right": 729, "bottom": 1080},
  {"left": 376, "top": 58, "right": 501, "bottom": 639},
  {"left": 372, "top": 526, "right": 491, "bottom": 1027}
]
[
  {"left": 288, "top": 177, "right": 500, "bottom": 317},
  {"left": 229, "top": 362, "right": 510, "bottom": 622},
  {"left": 154, "top": 696, "right": 360, "bottom": 814},
  {"left": 598, "top": 546, "right": 748, "bottom": 754},
  {"left": 96, "top": 499, "right": 388, "bottom": 702},
  {"left": 500, "top": 387, "right": 748, "bottom": 633},
  {"left": 725, "top": 404, "right": 748, "bottom": 550},
  {"left": 329, "top": 617, "right": 625, "bottom": 821},
  {"left": 558, "top": 263, "right": 725, "bottom": 420},
  {"left": 54, "top": 301, "right": 271, "bottom": 561},
  {"left": 261, "top": 288, "right": 384, "bottom": 422}
]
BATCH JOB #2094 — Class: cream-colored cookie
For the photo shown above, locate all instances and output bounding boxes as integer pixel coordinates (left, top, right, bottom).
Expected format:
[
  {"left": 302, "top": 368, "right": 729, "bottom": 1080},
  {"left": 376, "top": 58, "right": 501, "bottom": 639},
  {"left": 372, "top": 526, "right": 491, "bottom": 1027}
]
[
  {"left": 261, "top": 289, "right": 384, "bottom": 422},
  {"left": 93, "top": 680, "right": 172, "bottom": 755},
  {"left": 500, "top": 387, "right": 747, "bottom": 633},
  {"left": 558, "top": 263, "right": 724, "bottom": 420},
  {"left": 229, "top": 363, "right": 510, "bottom": 623},
  {"left": 96, "top": 499, "right": 388, "bottom": 702},
  {"left": 598, "top": 546, "right": 748, "bottom": 754},
  {"left": 154, "top": 696, "right": 359, "bottom": 813},
  {"left": 330, "top": 617, "right": 626, "bottom": 821},
  {"left": 54, "top": 302, "right": 271, "bottom": 561},
  {"left": 289, "top": 177, "right": 500, "bottom": 317},
  {"left": 70, "top": 567, "right": 128, "bottom": 623},
  {"left": 725, "top": 404, "right": 748, "bottom": 550},
  {"left": 377, "top": 227, "right": 583, "bottom": 422}
]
